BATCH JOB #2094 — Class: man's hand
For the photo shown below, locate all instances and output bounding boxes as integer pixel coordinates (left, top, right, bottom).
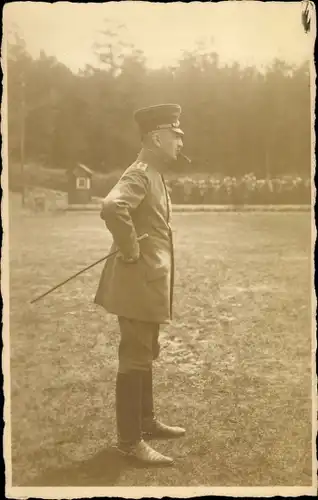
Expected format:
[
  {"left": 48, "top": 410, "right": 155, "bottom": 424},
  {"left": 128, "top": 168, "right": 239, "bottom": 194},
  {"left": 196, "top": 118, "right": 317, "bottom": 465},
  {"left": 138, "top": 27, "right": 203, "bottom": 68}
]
[
  {"left": 119, "top": 254, "right": 140, "bottom": 264},
  {"left": 118, "top": 246, "right": 140, "bottom": 264},
  {"left": 116, "top": 234, "right": 147, "bottom": 263}
]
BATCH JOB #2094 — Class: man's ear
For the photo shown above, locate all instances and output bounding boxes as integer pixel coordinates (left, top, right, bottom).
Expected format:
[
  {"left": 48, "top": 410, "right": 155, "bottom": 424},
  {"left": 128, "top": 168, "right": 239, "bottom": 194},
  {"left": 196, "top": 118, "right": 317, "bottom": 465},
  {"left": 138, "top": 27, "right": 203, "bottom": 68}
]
[{"left": 151, "top": 131, "right": 161, "bottom": 148}]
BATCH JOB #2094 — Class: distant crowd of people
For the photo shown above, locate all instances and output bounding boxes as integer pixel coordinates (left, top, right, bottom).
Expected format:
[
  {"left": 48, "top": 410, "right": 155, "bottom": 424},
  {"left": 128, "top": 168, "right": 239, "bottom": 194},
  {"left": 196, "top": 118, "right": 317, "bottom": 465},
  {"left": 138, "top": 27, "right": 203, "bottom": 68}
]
[{"left": 167, "top": 173, "right": 311, "bottom": 205}]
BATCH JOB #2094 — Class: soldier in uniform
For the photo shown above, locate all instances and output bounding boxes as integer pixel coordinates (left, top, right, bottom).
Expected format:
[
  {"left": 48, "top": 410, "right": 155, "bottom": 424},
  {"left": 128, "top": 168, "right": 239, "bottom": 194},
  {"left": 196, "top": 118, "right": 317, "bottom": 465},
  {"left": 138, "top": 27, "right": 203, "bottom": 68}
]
[{"left": 95, "top": 104, "right": 186, "bottom": 466}]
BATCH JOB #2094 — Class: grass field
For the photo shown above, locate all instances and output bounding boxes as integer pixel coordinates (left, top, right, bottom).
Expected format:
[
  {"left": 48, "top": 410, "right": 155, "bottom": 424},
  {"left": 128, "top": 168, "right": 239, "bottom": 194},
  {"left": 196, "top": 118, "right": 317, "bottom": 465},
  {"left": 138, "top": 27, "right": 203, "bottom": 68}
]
[{"left": 7, "top": 196, "right": 314, "bottom": 487}]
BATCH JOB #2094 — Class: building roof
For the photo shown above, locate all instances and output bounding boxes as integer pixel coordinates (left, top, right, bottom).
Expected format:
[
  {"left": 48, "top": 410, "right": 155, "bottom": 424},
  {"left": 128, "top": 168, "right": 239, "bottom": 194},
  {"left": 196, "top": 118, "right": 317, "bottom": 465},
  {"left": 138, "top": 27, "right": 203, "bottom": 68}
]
[
  {"left": 67, "top": 163, "right": 93, "bottom": 177},
  {"left": 77, "top": 163, "right": 93, "bottom": 175}
]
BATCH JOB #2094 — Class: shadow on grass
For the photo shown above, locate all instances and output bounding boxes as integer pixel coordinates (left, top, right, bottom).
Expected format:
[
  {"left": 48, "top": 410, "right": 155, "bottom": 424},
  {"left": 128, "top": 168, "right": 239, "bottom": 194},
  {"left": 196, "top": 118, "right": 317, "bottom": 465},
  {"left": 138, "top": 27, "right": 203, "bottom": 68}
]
[
  {"left": 26, "top": 447, "right": 127, "bottom": 487},
  {"left": 25, "top": 445, "right": 173, "bottom": 487}
]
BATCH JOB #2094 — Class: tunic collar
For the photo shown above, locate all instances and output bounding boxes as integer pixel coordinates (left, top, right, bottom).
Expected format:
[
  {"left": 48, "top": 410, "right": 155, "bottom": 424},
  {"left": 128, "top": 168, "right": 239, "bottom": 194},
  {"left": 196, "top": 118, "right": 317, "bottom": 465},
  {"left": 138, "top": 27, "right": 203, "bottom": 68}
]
[{"left": 137, "top": 147, "right": 169, "bottom": 173}]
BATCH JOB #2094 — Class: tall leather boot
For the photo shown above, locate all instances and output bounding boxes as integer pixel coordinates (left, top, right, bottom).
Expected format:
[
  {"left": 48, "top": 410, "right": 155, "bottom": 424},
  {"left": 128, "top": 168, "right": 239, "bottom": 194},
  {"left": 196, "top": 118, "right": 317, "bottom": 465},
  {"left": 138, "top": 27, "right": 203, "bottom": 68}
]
[
  {"left": 116, "top": 370, "right": 142, "bottom": 448},
  {"left": 141, "top": 368, "right": 186, "bottom": 441},
  {"left": 141, "top": 367, "right": 155, "bottom": 426},
  {"left": 116, "top": 370, "right": 174, "bottom": 465}
]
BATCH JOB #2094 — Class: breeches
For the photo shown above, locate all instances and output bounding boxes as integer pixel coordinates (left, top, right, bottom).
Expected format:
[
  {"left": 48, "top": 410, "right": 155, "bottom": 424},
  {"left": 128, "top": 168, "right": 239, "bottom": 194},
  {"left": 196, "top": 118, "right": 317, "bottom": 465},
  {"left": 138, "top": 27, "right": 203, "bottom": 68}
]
[{"left": 117, "top": 316, "right": 160, "bottom": 373}]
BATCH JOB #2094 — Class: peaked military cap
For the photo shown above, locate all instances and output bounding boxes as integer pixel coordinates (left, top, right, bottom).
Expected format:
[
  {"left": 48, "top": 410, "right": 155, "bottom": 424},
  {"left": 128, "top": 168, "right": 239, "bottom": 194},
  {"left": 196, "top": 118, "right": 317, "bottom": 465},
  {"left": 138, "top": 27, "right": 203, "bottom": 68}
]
[{"left": 134, "top": 104, "right": 184, "bottom": 135}]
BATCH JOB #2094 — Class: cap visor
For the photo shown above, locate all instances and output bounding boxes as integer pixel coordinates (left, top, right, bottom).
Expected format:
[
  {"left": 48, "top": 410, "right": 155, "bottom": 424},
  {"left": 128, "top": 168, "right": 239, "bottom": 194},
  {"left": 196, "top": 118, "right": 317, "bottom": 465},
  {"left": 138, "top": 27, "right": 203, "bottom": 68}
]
[{"left": 172, "top": 127, "right": 184, "bottom": 135}]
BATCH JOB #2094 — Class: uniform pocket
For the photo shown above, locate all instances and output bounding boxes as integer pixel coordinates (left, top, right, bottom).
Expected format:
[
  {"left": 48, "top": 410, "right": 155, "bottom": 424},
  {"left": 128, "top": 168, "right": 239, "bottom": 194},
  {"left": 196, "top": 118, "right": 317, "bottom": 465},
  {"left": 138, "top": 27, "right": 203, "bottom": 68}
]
[{"left": 145, "top": 265, "right": 169, "bottom": 283}]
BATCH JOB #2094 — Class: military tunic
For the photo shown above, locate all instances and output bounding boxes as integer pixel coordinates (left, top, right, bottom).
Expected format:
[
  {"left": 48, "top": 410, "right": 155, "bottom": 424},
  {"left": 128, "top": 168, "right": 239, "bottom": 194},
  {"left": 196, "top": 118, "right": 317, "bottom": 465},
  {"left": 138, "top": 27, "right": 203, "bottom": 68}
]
[{"left": 94, "top": 149, "right": 174, "bottom": 324}]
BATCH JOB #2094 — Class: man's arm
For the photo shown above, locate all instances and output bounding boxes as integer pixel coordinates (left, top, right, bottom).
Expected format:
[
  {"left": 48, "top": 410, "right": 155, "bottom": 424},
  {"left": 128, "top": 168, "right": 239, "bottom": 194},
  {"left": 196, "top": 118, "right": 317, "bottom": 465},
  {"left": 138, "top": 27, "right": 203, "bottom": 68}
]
[{"left": 100, "top": 166, "right": 149, "bottom": 261}]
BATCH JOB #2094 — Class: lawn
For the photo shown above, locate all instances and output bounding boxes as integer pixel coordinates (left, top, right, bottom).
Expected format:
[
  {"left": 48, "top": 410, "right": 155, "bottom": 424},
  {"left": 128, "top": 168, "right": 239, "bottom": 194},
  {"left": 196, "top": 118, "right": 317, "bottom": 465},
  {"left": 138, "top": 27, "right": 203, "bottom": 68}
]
[{"left": 7, "top": 198, "right": 314, "bottom": 488}]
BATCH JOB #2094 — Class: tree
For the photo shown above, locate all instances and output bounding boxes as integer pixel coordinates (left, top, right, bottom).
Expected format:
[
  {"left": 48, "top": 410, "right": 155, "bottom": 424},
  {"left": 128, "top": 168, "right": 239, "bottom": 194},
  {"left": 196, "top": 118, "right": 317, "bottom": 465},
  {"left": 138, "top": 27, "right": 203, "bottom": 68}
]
[{"left": 5, "top": 22, "right": 311, "bottom": 181}]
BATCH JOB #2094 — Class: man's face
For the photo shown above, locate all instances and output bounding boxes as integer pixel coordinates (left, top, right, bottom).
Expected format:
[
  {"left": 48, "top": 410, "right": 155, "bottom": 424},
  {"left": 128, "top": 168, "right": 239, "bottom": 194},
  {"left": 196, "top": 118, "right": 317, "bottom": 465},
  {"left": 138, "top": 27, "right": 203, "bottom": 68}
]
[{"left": 154, "top": 129, "right": 184, "bottom": 161}]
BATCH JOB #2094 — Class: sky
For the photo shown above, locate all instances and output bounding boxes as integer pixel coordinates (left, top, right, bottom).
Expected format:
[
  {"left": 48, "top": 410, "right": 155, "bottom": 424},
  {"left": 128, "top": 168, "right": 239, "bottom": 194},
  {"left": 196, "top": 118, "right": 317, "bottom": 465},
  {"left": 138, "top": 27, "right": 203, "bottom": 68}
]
[{"left": 3, "top": 1, "right": 315, "bottom": 72}]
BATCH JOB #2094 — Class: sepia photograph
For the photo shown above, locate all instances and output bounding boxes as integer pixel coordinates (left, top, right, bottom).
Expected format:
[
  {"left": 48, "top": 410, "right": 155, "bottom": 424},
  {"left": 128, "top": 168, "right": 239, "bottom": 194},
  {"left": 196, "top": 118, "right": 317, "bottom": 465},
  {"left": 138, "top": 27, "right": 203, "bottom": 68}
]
[{"left": 1, "top": 1, "right": 317, "bottom": 498}]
